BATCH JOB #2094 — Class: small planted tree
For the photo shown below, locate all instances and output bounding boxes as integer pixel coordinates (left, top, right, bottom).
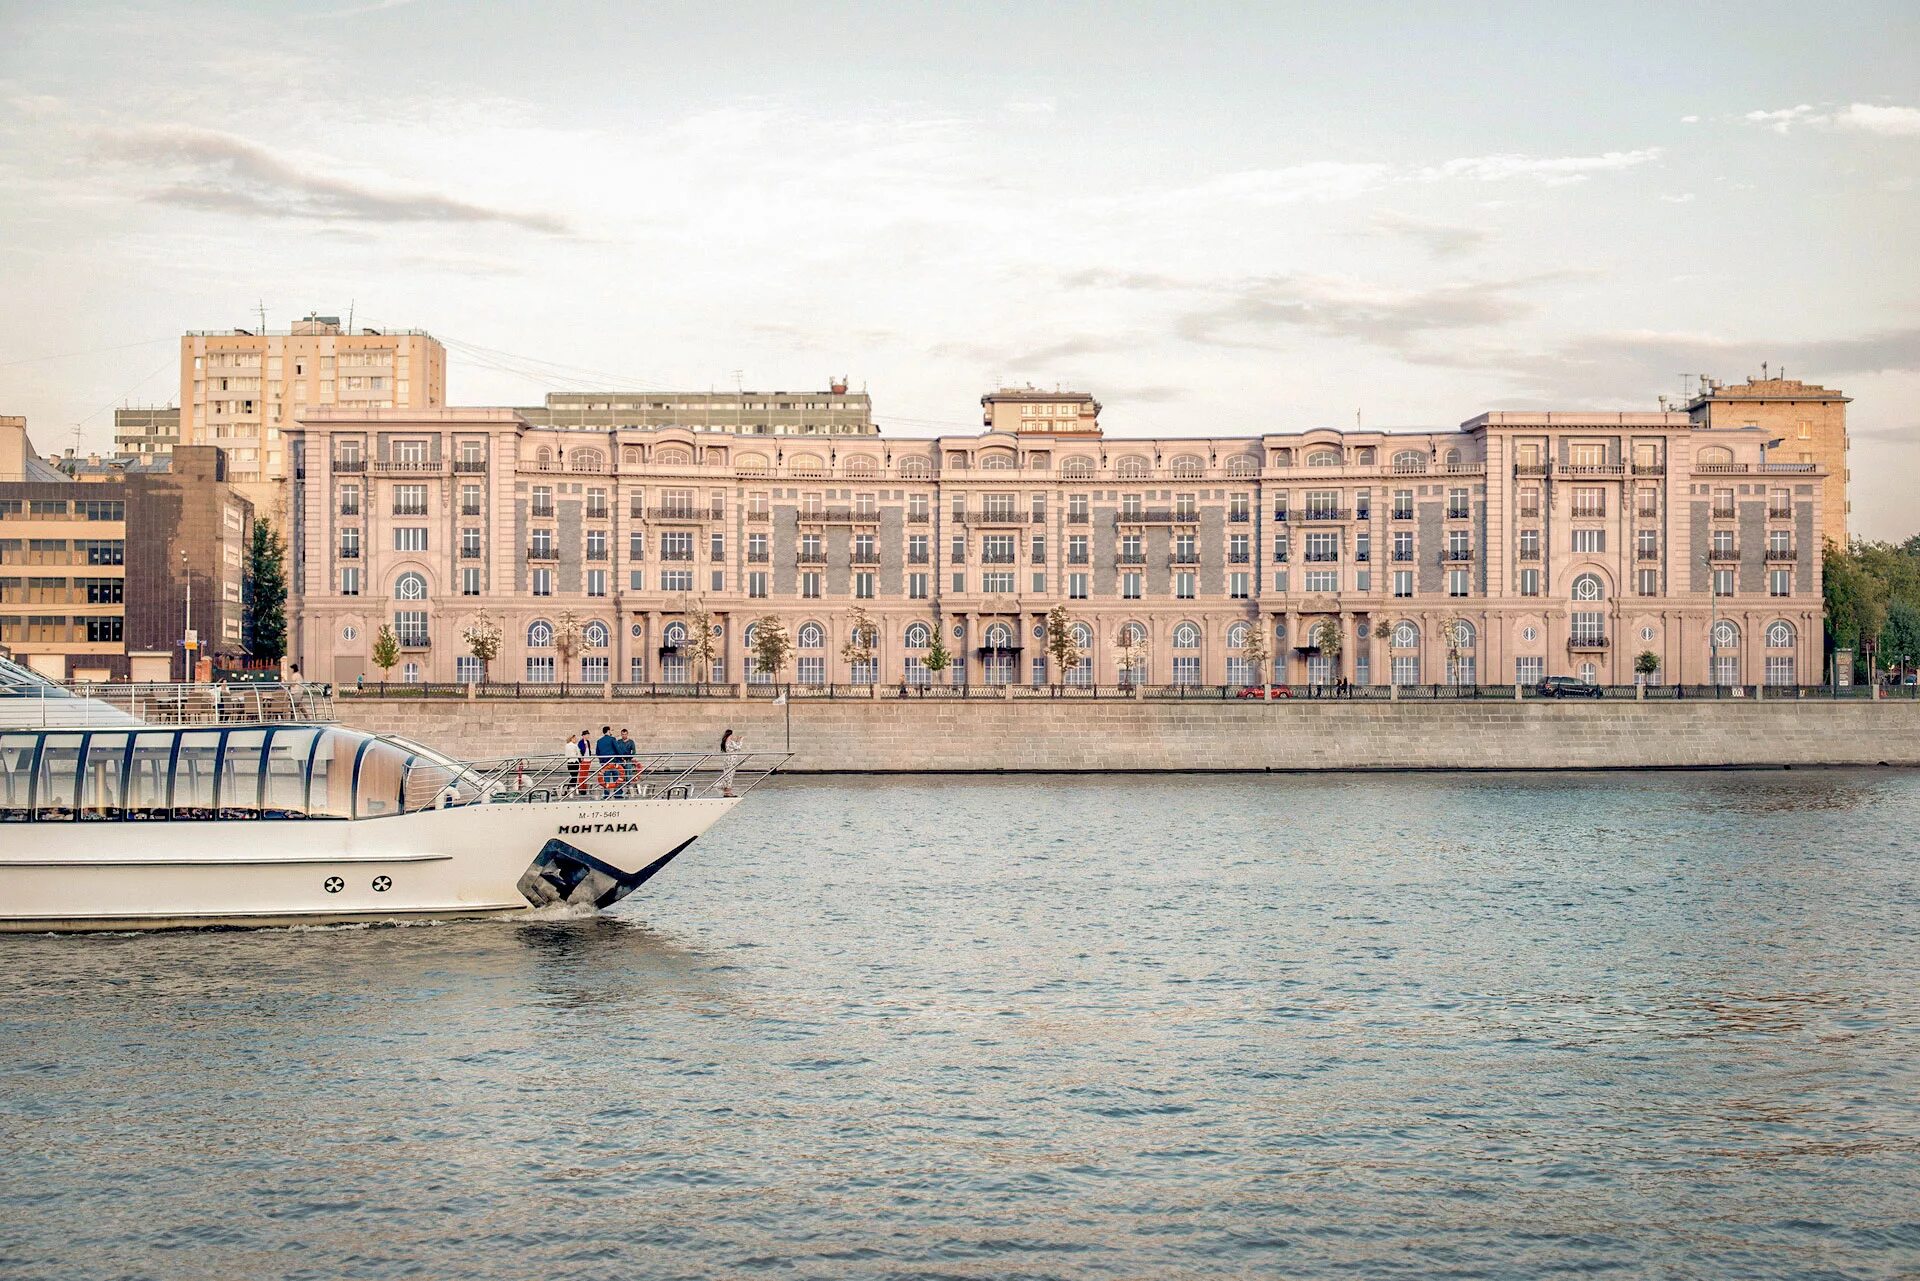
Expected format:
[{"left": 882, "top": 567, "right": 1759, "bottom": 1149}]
[
  {"left": 1044, "top": 605, "right": 1081, "bottom": 689},
  {"left": 923, "top": 625, "right": 953, "bottom": 684},
  {"left": 1314, "top": 619, "right": 1342, "bottom": 685},
  {"left": 461, "top": 612, "right": 502, "bottom": 684},
  {"left": 371, "top": 624, "right": 400, "bottom": 684},
  {"left": 841, "top": 605, "right": 879, "bottom": 685},
  {"left": 1241, "top": 616, "right": 1271, "bottom": 695},
  {"left": 244, "top": 518, "right": 288, "bottom": 663},
  {"left": 1634, "top": 650, "right": 1661, "bottom": 686},
  {"left": 1115, "top": 624, "right": 1150, "bottom": 687},
  {"left": 750, "top": 615, "right": 793, "bottom": 685},
  {"left": 678, "top": 597, "right": 718, "bottom": 688},
  {"left": 553, "top": 610, "right": 582, "bottom": 687}
]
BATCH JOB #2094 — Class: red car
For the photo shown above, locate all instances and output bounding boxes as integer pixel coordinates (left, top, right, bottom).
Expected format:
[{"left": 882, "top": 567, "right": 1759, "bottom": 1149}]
[{"left": 1236, "top": 684, "right": 1293, "bottom": 699}]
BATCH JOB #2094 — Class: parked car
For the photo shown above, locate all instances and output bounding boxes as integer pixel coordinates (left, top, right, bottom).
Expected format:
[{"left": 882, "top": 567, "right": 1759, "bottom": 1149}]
[
  {"left": 1536, "top": 676, "right": 1603, "bottom": 699},
  {"left": 1236, "top": 684, "right": 1293, "bottom": 699}
]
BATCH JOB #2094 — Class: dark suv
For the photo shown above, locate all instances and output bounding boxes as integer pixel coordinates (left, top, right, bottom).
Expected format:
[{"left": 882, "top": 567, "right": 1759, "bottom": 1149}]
[{"left": 1537, "top": 676, "right": 1603, "bottom": 699}]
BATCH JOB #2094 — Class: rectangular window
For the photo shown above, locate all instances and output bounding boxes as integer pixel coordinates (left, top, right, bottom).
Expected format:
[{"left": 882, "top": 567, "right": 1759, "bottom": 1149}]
[
  {"left": 1516, "top": 656, "right": 1544, "bottom": 685},
  {"left": 854, "top": 571, "right": 876, "bottom": 599},
  {"left": 803, "top": 571, "right": 822, "bottom": 599},
  {"left": 1765, "top": 656, "right": 1795, "bottom": 687},
  {"left": 456, "top": 656, "right": 483, "bottom": 684},
  {"left": 1448, "top": 568, "right": 1469, "bottom": 597},
  {"left": 797, "top": 657, "right": 825, "bottom": 685},
  {"left": 392, "top": 483, "right": 426, "bottom": 516},
  {"left": 1391, "top": 655, "right": 1420, "bottom": 685},
  {"left": 1172, "top": 656, "right": 1200, "bottom": 685},
  {"left": 1770, "top": 569, "right": 1791, "bottom": 597},
  {"left": 663, "top": 569, "right": 694, "bottom": 592},
  {"left": 1638, "top": 568, "right": 1659, "bottom": 596},
  {"left": 1274, "top": 569, "right": 1289, "bottom": 593},
  {"left": 908, "top": 572, "right": 928, "bottom": 599},
  {"left": 1392, "top": 531, "right": 1412, "bottom": 561},
  {"left": 1519, "top": 568, "right": 1539, "bottom": 597},
  {"left": 712, "top": 570, "right": 724, "bottom": 592},
  {"left": 1393, "top": 570, "right": 1413, "bottom": 598},
  {"left": 629, "top": 656, "right": 646, "bottom": 682},
  {"left": 340, "top": 567, "right": 361, "bottom": 596},
  {"left": 461, "top": 528, "right": 482, "bottom": 557},
  {"left": 1305, "top": 570, "right": 1336, "bottom": 592},
  {"left": 629, "top": 531, "right": 645, "bottom": 560},
  {"left": 1570, "top": 487, "right": 1605, "bottom": 518},
  {"left": 587, "top": 569, "right": 607, "bottom": 597},
  {"left": 629, "top": 571, "right": 643, "bottom": 591},
  {"left": 983, "top": 571, "right": 1014, "bottom": 593},
  {"left": 1068, "top": 572, "right": 1088, "bottom": 599},
  {"left": 525, "top": 656, "right": 555, "bottom": 683},
  {"left": 394, "top": 527, "right": 427, "bottom": 551},
  {"left": 1175, "top": 571, "right": 1196, "bottom": 599},
  {"left": 1570, "top": 528, "right": 1603, "bottom": 554},
  {"left": 582, "top": 656, "right": 609, "bottom": 684},
  {"left": 747, "top": 571, "right": 768, "bottom": 598},
  {"left": 532, "top": 568, "right": 552, "bottom": 596},
  {"left": 1714, "top": 568, "right": 1734, "bottom": 596},
  {"left": 586, "top": 529, "right": 608, "bottom": 560},
  {"left": 1068, "top": 494, "right": 1089, "bottom": 522},
  {"left": 1230, "top": 572, "right": 1249, "bottom": 599},
  {"left": 462, "top": 567, "right": 482, "bottom": 596},
  {"left": 1569, "top": 612, "right": 1605, "bottom": 645},
  {"left": 1123, "top": 571, "right": 1142, "bottom": 600},
  {"left": 951, "top": 572, "right": 966, "bottom": 593}
]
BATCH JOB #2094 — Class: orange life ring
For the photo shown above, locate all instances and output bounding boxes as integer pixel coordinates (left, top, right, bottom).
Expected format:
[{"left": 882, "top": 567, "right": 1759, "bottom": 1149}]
[{"left": 597, "top": 761, "right": 627, "bottom": 790}]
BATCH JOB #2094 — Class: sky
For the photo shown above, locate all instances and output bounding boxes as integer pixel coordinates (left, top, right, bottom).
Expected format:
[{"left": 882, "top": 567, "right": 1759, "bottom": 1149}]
[{"left": 0, "top": 0, "right": 1915, "bottom": 538}]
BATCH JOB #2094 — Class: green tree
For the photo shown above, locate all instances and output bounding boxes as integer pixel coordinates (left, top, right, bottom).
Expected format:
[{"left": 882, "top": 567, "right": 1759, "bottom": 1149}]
[
  {"left": 678, "top": 597, "right": 718, "bottom": 687},
  {"left": 1240, "top": 615, "right": 1271, "bottom": 692},
  {"left": 370, "top": 624, "right": 400, "bottom": 680},
  {"left": 922, "top": 626, "right": 953, "bottom": 683},
  {"left": 461, "top": 612, "right": 502, "bottom": 684},
  {"left": 1634, "top": 650, "right": 1661, "bottom": 683},
  {"left": 1314, "top": 619, "right": 1342, "bottom": 684},
  {"left": 840, "top": 605, "right": 879, "bottom": 683},
  {"left": 553, "top": 610, "right": 583, "bottom": 685},
  {"left": 244, "top": 518, "right": 288, "bottom": 662},
  {"left": 1044, "top": 604, "right": 1081, "bottom": 687},
  {"left": 1823, "top": 540, "right": 1885, "bottom": 654},
  {"left": 750, "top": 615, "right": 793, "bottom": 683},
  {"left": 1882, "top": 601, "right": 1920, "bottom": 671}
]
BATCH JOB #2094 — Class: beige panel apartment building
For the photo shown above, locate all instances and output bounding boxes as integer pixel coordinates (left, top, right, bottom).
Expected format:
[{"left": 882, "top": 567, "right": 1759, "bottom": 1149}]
[
  {"left": 518, "top": 383, "right": 877, "bottom": 435},
  {"left": 182, "top": 315, "right": 445, "bottom": 518},
  {"left": 286, "top": 387, "right": 1828, "bottom": 691}
]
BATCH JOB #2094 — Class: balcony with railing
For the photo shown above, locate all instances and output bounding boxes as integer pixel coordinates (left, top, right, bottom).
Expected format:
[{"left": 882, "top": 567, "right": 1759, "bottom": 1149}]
[
  {"left": 460, "top": 546, "right": 482, "bottom": 560},
  {"left": 1513, "top": 462, "right": 1549, "bottom": 476},
  {"left": 332, "top": 458, "right": 367, "bottom": 473},
  {"left": 1561, "top": 463, "right": 1626, "bottom": 477},
  {"left": 1515, "top": 547, "right": 1540, "bottom": 561},
  {"left": 746, "top": 549, "right": 771, "bottom": 563},
  {"left": 1711, "top": 505, "right": 1736, "bottom": 519},
  {"left": 1517, "top": 506, "right": 1541, "bottom": 518},
  {"left": 1636, "top": 547, "right": 1661, "bottom": 561},
  {"left": 1768, "top": 505, "right": 1793, "bottom": 519},
  {"left": 1067, "top": 511, "right": 1090, "bottom": 524},
  {"left": 1299, "top": 509, "right": 1348, "bottom": 523},
  {"left": 796, "top": 550, "right": 828, "bottom": 565},
  {"left": 1446, "top": 506, "right": 1471, "bottom": 520},
  {"left": 1442, "top": 547, "right": 1476, "bottom": 562},
  {"left": 453, "top": 459, "right": 488, "bottom": 474},
  {"left": 339, "top": 503, "right": 360, "bottom": 517},
  {"left": 1567, "top": 632, "right": 1609, "bottom": 652},
  {"left": 460, "top": 504, "right": 483, "bottom": 517},
  {"left": 650, "top": 506, "right": 705, "bottom": 522},
  {"left": 1169, "top": 553, "right": 1201, "bottom": 566},
  {"left": 392, "top": 504, "right": 428, "bottom": 517},
  {"left": 338, "top": 546, "right": 361, "bottom": 559},
  {"left": 531, "top": 503, "right": 555, "bottom": 518},
  {"left": 397, "top": 633, "right": 432, "bottom": 650},
  {"left": 1708, "top": 546, "right": 1740, "bottom": 562},
  {"left": 1391, "top": 549, "right": 1414, "bottom": 562},
  {"left": 525, "top": 545, "right": 558, "bottom": 561},
  {"left": 954, "top": 510, "right": 1026, "bottom": 526},
  {"left": 1228, "top": 510, "right": 1252, "bottom": 523},
  {"left": 1391, "top": 508, "right": 1413, "bottom": 521},
  {"left": 747, "top": 509, "right": 772, "bottom": 522},
  {"left": 1632, "top": 462, "right": 1665, "bottom": 476},
  {"left": 1765, "top": 546, "right": 1797, "bottom": 562},
  {"left": 1115, "top": 509, "right": 1202, "bottom": 525},
  {"left": 1227, "top": 552, "right": 1251, "bottom": 564},
  {"left": 372, "top": 459, "right": 446, "bottom": 475},
  {"left": 1272, "top": 509, "right": 1291, "bottom": 523},
  {"left": 1117, "top": 551, "right": 1148, "bottom": 565},
  {"left": 1303, "top": 551, "right": 1338, "bottom": 563},
  {"left": 585, "top": 504, "right": 609, "bottom": 520},
  {"left": 907, "top": 551, "right": 930, "bottom": 565},
  {"left": 851, "top": 552, "right": 882, "bottom": 567},
  {"left": 585, "top": 548, "right": 608, "bottom": 562}
]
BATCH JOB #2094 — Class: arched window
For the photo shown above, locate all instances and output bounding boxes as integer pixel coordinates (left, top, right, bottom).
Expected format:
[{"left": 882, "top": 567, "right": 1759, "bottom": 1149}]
[
  {"left": 984, "top": 622, "right": 1014, "bottom": 648},
  {"left": 655, "top": 446, "right": 692, "bottom": 465},
  {"left": 583, "top": 621, "right": 610, "bottom": 649},
  {"left": 1697, "top": 445, "right": 1734, "bottom": 467},
  {"left": 898, "top": 456, "right": 930, "bottom": 479},
  {"left": 1270, "top": 448, "right": 1294, "bottom": 468},
  {"left": 571, "top": 449, "right": 605, "bottom": 473},
  {"left": 798, "top": 622, "right": 825, "bottom": 649},
  {"left": 1061, "top": 457, "right": 1094, "bottom": 478},
  {"left": 904, "top": 622, "right": 932, "bottom": 648},
  {"left": 394, "top": 572, "right": 428, "bottom": 601},
  {"left": 1356, "top": 447, "right": 1375, "bottom": 465},
  {"left": 737, "top": 453, "right": 770, "bottom": 475},
  {"left": 1571, "top": 573, "right": 1605, "bottom": 601},
  {"left": 1169, "top": 455, "right": 1204, "bottom": 478},
  {"left": 1226, "top": 622, "right": 1250, "bottom": 648},
  {"left": 843, "top": 456, "right": 877, "bottom": 477},
  {"left": 788, "top": 453, "right": 824, "bottom": 477},
  {"left": 1392, "top": 450, "right": 1427, "bottom": 473},
  {"left": 979, "top": 451, "right": 1016, "bottom": 470},
  {"left": 1306, "top": 449, "right": 1340, "bottom": 467},
  {"left": 1027, "top": 452, "right": 1051, "bottom": 470},
  {"left": 1392, "top": 621, "right": 1420, "bottom": 649},
  {"left": 622, "top": 448, "right": 641, "bottom": 465},
  {"left": 1120, "top": 621, "right": 1148, "bottom": 647},
  {"left": 534, "top": 446, "right": 552, "bottom": 467},
  {"left": 1713, "top": 620, "right": 1740, "bottom": 648},
  {"left": 1448, "top": 620, "right": 1476, "bottom": 648},
  {"left": 1070, "top": 622, "right": 1094, "bottom": 649},
  {"left": 1766, "top": 620, "right": 1795, "bottom": 648},
  {"left": 527, "top": 620, "right": 553, "bottom": 648},
  {"left": 1443, "top": 447, "right": 1461, "bottom": 466},
  {"left": 1173, "top": 622, "right": 1200, "bottom": 649},
  {"left": 743, "top": 622, "right": 759, "bottom": 647},
  {"left": 1115, "top": 456, "right": 1149, "bottom": 479},
  {"left": 1225, "top": 455, "right": 1259, "bottom": 477},
  {"left": 663, "top": 621, "right": 688, "bottom": 648}
]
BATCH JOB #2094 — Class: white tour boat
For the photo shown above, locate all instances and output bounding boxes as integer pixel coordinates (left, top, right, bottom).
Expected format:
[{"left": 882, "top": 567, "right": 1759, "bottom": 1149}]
[{"left": 0, "top": 658, "right": 784, "bottom": 932}]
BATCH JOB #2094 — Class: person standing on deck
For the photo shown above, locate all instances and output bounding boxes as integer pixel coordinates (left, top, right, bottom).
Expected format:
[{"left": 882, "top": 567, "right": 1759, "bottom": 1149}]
[
  {"left": 571, "top": 730, "right": 592, "bottom": 795},
  {"left": 718, "top": 728, "right": 742, "bottom": 797},
  {"left": 594, "top": 725, "right": 619, "bottom": 796}
]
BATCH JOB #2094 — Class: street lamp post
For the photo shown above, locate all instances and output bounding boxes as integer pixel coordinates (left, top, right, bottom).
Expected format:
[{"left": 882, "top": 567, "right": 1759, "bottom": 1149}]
[{"left": 1705, "top": 551, "right": 1718, "bottom": 691}]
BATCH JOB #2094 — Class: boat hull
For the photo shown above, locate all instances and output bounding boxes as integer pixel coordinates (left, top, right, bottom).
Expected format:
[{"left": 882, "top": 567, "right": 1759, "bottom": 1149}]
[{"left": 0, "top": 796, "right": 737, "bottom": 932}]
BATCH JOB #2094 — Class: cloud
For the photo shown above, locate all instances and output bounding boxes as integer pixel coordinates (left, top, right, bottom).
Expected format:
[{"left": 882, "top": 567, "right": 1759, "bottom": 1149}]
[
  {"left": 1742, "top": 102, "right": 1920, "bottom": 138},
  {"left": 1659, "top": 193, "right": 1696, "bottom": 204},
  {"left": 1831, "top": 103, "right": 1920, "bottom": 138},
  {"left": 1680, "top": 115, "right": 1701, "bottom": 124},
  {"left": 93, "top": 124, "right": 568, "bottom": 234},
  {"left": 1419, "top": 148, "right": 1663, "bottom": 186},
  {"left": 1171, "top": 273, "right": 1563, "bottom": 352},
  {"left": 1370, "top": 210, "right": 1491, "bottom": 258}
]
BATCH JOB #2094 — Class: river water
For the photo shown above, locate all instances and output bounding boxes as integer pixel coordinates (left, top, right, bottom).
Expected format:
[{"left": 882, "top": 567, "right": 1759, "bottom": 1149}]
[{"left": 3, "top": 771, "right": 1918, "bottom": 1279}]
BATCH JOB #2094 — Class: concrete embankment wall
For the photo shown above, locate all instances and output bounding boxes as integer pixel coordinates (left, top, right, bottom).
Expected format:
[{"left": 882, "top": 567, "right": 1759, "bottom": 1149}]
[{"left": 335, "top": 696, "right": 1920, "bottom": 772}]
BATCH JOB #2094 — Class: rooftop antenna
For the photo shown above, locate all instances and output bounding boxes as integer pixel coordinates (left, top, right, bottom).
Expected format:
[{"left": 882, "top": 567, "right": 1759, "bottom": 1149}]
[
  {"left": 1761, "top": 360, "right": 1769, "bottom": 379},
  {"left": 347, "top": 299, "right": 355, "bottom": 332},
  {"left": 256, "top": 300, "right": 267, "bottom": 332}
]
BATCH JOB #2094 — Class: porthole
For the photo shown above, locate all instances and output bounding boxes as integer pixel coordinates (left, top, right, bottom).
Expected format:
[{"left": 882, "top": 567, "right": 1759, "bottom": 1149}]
[
  {"left": 372, "top": 876, "right": 392, "bottom": 893},
  {"left": 323, "top": 876, "right": 344, "bottom": 894},
  {"left": 1521, "top": 626, "right": 1538, "bottom": 643},
  {"left": 342, "top": 625, "right": 358, "bottom": 642},
  {"left": 1641, "top": 626, "right": 1656, "bottom": 641}
]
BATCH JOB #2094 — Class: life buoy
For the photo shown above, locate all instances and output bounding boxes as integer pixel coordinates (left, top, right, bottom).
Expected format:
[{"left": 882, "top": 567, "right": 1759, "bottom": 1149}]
[{"left": 598, "top": 761, "right": 627, "bottom": 790}]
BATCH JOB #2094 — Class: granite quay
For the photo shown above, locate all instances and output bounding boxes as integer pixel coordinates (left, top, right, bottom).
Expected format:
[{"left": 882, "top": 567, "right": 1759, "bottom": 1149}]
[{"left": 335, "top": 695, "right": 1920, "bottom": 773}]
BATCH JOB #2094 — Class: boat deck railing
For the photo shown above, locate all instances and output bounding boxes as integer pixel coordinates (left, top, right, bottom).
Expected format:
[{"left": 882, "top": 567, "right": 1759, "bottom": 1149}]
[
  {"left": 427, "top": 751, "right": 789, "bottom": 808},
  {"left": 0, "top": 682, "right": 337, "bottom": 729}
]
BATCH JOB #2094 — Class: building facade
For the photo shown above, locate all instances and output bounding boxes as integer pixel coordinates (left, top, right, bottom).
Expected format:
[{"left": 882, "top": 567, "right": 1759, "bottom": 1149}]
[
  {"left": 112, "top": 406, "right": 181, "bottom": 458},
  {"left": 517, "top": 383, "right": 877, "bottom": 436},
  {"left": 1686, "top": 375, "right": 1849, "bottom": 548},
  {"left": 181, "top": 315, "right": 445, "bottom": 519},
  {"left": 286, "top": 391, "right": 1828, "bottom": 690},
  {"left": 0, "top": 425, "right": 252, "bottom": 681}
]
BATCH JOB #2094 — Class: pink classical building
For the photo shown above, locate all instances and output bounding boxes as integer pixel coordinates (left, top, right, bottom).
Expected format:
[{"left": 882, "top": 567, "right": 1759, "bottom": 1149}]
[{"left": 286, "top": 385, "right": 1828, "bottom": 690}]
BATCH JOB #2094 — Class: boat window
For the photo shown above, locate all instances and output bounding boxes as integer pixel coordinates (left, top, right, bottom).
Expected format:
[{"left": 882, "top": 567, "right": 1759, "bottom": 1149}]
[
  {"left": 263, "top": 728, "right": 319, "bottom": 818},
  {"left": 171, "top": 731, "right": 221, "bottom": 820},
  {"left": 34, "top": 733, "right": 83, "bottom": 821},
  {"left": 126, "top": 732, "right": 176, "bottom": 820},
  {"left": 354, "top": 739, "right": 409, "bottom": 819},
  {"left": 79, "top": 733, "right": 132, "bottom": 821},
  {"left": 307, "top": 729, "right": 359, "bottom": 820},
  {"left": 0, "top": 734, "right": 36, "bottom": 821},
  {"left": 217, "top": 729, "right": 267, "bottom": 819}
]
